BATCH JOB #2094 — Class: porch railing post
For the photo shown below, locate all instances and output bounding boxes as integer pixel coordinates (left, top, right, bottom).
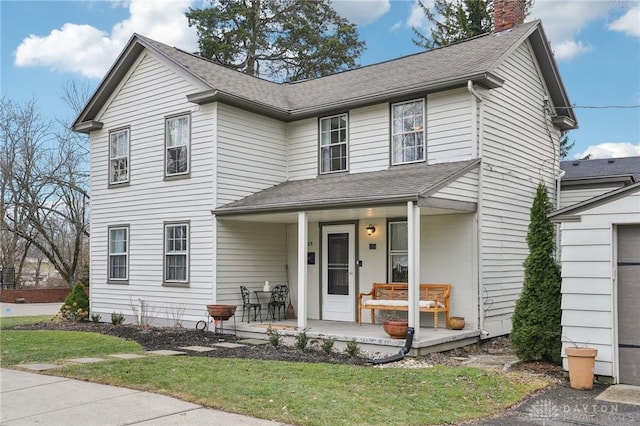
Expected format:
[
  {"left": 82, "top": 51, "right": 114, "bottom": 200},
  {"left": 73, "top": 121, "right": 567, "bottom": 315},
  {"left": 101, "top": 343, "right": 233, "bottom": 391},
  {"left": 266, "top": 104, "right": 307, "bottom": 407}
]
[{"left": 297, "top": 211, "right": 308, "bottom": 329}]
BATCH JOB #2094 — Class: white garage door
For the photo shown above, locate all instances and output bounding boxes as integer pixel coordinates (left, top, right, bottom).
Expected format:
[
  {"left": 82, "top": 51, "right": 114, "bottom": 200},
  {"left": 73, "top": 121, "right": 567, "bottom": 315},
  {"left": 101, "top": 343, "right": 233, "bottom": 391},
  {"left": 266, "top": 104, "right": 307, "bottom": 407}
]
[{"left": 617, "top": 224, "right": 640, "bottom": 386}]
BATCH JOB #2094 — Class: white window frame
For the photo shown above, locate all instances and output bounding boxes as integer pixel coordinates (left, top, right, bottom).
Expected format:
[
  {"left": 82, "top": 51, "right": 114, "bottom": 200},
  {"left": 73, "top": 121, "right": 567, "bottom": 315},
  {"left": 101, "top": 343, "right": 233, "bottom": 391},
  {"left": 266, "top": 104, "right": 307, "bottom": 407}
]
[
  {"left": 319, "top": 113, "right": 349, "bottom": 174},
  {"left": 164, "top": 222, "right": 189, "bottom": 284},
  {"left": 108, "top": 226, "right": 129, "bottom": 282},
  {"left": 391, "top": 99, "right": 425, "bottom": 165},
  {"left": 109, "top": 128, "right": 129, "bottom": 184},
  {"left": 165, "top": 114, "right": 190, "bottom": 177},
  {"left": 388, "top": 221, "right": 408, "bottom": 283}
]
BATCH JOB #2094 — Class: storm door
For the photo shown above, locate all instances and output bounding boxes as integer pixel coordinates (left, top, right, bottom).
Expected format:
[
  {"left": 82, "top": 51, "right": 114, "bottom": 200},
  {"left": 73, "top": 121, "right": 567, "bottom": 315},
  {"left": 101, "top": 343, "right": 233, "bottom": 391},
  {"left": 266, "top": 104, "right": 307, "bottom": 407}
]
[{"left": 322, "top": 225, "right": 355, "bottom": 321}]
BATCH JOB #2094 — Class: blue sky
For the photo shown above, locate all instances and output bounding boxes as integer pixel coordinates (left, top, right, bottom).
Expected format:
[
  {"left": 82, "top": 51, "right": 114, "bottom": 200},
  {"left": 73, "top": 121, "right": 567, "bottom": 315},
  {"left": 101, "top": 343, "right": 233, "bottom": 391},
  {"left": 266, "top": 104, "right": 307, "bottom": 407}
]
[{"left": 1, "top": 0, "right": 639, "bottom": 159}]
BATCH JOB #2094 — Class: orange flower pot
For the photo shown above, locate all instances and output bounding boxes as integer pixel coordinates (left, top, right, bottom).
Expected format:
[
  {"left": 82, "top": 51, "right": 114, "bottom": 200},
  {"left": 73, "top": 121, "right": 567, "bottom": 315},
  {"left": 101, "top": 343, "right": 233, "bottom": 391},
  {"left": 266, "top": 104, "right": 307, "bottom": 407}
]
[{"left": 565, "top": 347, "right": 598, "bottom": 390}]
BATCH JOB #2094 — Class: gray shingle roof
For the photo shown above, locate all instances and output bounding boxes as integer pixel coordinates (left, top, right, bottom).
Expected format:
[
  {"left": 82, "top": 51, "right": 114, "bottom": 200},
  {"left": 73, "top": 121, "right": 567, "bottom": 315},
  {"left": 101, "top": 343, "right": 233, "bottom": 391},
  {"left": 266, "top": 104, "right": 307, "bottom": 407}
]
[
  {"left": 74, "top": 19, "right": 576, "bottom": 129},
  {"left": 561, "top": 156, "right": 640, "bottom": 182},
  {"left": 214, "top": 159, "right": 480, "bottom": 215}
]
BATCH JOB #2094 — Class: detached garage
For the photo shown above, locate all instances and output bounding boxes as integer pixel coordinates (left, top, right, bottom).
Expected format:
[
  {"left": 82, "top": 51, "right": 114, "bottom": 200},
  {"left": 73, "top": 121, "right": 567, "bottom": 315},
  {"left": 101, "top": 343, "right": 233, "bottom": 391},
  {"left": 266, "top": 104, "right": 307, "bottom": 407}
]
[{"left": 550, "top": 182, "right": 640, "bottom": 385}]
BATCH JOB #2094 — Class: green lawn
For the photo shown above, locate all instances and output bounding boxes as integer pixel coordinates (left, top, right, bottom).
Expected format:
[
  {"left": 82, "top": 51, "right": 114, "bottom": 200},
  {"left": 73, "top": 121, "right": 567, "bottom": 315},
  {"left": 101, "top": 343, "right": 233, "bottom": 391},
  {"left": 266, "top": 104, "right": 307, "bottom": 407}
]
[
  {"left": 0, "top": 330, "right": 143, "bottom": 365},
  {"left": 0, "top": 321, "right": 548, "bottom": 425},
  {"left": 0, "top": 315, "right": 55, "bottom": 328}
]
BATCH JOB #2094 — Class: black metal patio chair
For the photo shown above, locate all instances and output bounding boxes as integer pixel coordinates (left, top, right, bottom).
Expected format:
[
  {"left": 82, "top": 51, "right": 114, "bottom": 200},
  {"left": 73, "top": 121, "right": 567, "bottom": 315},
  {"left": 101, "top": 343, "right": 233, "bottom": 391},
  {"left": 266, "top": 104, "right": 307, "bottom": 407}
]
[
  {"left": 268, "top": 284, "right": 289, "bottom": 321},
  {"left": 240, "top": 285, "right": 261, "bottom": 322}
]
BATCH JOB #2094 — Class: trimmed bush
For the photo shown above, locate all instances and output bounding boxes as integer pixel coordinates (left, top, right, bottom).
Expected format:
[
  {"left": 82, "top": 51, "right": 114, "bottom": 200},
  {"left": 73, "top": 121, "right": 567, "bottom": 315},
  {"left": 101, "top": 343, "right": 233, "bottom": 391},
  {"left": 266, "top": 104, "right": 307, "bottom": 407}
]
[
  {"left": 511, "top": 183, "right": 562, "bottom": 364},
  {"left": 60, "top": 282, "right": 90, "bottom": 322}
]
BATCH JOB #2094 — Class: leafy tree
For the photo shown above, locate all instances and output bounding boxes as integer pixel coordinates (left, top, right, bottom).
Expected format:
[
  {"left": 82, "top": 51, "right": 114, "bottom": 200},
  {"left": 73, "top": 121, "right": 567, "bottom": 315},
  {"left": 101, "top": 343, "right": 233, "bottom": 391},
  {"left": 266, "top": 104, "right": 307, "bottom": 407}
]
[
  {"left": 412, "top": 0, "right": 534, "bottom": 49},
  {"left": 186, "top": 0, "right": 365, "bottom": 82},
  {"left": 559, "top": 132, "right": 573, "bottom": 159},
  {"left": 511, "top": 183, "right": 562, "bottom": 364}
]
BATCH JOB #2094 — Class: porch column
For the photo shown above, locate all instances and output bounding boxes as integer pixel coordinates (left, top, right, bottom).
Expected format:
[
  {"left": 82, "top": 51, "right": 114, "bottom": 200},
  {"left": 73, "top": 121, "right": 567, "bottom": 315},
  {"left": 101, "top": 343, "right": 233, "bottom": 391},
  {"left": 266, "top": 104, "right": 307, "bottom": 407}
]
[
  {"left": 413, "top": 203, "right": 421, "bottom": 334},
  {"left": 297, "top": 211, "right": 308, "bottom": 329},
  {"left": 407, "top": 201, "right": 421, "bottom": 335}
]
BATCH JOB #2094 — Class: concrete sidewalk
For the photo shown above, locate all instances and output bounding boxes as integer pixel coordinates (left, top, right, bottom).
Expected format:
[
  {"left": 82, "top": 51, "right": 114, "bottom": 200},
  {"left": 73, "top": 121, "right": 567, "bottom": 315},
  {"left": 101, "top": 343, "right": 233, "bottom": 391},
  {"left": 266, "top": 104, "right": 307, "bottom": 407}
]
[
  {"left": 1, "top": 302, "right": 61, "bottom": 317},
  {"left": 0, "top": 369, "right": 287, "bottom": 425}
]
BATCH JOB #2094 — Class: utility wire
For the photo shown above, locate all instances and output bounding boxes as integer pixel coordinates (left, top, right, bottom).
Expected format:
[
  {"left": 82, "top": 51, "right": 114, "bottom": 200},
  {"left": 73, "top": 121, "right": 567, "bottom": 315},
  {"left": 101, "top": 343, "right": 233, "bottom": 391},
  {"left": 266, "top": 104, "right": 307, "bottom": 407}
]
[{"left": 556, "top": 105, "right": 640, "bottom": 109}]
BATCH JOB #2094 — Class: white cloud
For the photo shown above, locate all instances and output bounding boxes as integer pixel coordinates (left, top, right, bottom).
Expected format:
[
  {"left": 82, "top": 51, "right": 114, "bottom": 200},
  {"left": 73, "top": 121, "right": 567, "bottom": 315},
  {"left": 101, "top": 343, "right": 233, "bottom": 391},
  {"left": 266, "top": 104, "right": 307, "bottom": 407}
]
[
  {"left": 15, "top": 0, "right": 198, "bottom": 79},
  {"left": 331, "top": 0, "right": 391, "bottom": 25},
  {"left": 552, "top": 40, "right": 592, "bottom": 61},
  {"left": 390, "top": 21, "right": 403, "bottom": 32},
  {"left": 529, "top": 0, "right": 635, "bottom": 61},
  {"left": 575, "top": 143, "right": 640, "bottom": 159},
  {"left": 608, "top": 5, "right": 640, "bottom": 37},
  {"left": 407, "top": 0, "right": 432, "bottom": 30}
]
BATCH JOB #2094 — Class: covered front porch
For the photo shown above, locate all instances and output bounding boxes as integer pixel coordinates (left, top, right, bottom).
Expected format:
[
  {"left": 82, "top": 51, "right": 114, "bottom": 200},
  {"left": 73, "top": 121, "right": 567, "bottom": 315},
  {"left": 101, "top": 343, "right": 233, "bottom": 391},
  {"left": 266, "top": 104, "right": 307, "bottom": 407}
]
[
  {"left": 235, "top": 319, "right": 481, "bottom": 356},
  {"left": 214, "top": 159, "right": 483, "bottom": 347}
]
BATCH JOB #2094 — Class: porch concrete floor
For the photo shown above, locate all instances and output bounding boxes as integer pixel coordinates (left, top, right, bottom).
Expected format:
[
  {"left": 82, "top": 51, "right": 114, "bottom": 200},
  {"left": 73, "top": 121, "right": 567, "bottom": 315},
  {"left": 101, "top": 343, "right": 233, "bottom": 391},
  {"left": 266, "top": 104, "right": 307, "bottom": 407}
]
[{"left": 235, "top": 319, "right": 481, "bottom": 356}]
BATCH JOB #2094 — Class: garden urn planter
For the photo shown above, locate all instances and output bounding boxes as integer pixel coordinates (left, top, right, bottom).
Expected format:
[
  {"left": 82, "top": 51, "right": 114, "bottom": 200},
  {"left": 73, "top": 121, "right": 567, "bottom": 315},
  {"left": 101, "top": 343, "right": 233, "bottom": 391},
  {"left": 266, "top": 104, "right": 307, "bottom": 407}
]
[
  {"left": 206, "top": 304, "right": 237, "bottom": 321},
  {"left": 565, "top": 347, "right": 598, "bottom": 390},
  {"left": 449, "top": 316, "right": 465, "bottom": 330},
  {"left": 383, "top": 319, "right": 409, "bottom": 339}
]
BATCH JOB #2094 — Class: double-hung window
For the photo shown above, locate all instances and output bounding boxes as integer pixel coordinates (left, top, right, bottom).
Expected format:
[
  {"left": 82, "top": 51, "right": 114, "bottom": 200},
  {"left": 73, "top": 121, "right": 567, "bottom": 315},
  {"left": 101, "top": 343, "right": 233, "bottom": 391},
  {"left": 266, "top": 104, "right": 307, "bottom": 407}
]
[
  {"left": 108, "top": 226, "right": 129, "bottom": 282},
  {"left": 109, "top": 129, "right": 129, "bottom": 184},
  {"left": 388, "top": 221, "right": 408, "bottom": 283},
  {"left": 165, "top": 223, "right": 189, "bottom": 284},
  {"left": 165, "top": 114, "right": 190, "bottom": 176},
  {"left": 391, "top": 99, "right": 425, "bottom": 165},
  {"left": 319, "top": 113, "right": 348, "bottom": 174}
]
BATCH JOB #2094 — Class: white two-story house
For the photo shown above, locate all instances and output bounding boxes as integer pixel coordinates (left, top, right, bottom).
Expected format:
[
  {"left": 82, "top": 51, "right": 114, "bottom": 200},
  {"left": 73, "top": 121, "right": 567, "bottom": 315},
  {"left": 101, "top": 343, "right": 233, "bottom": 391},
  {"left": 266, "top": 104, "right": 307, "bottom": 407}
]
[{"left": 73, "top": 5, "right": 576, "bottom": 346}]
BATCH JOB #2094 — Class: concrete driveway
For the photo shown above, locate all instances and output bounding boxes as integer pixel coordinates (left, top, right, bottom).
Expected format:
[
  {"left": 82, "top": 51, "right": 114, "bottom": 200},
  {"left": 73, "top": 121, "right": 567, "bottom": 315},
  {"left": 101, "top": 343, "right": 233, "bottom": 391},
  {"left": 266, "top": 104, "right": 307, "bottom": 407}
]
[{"left": 1, "top": 302, "right": 61, "bottom": 317}]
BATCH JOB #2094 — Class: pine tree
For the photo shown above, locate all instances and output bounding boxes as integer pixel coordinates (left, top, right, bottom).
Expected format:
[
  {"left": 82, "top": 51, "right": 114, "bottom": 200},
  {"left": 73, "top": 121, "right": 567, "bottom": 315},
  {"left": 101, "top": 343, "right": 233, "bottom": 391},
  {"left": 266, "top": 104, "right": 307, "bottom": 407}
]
[
  {"left": 186, "top": 0, "right": 365, "bottom": 82},
  {"left": 511, "top": 183, "right": 562, "bottom": 364},
  {"left": 412, "top": 0, "right": 534, "bottom": 49}
]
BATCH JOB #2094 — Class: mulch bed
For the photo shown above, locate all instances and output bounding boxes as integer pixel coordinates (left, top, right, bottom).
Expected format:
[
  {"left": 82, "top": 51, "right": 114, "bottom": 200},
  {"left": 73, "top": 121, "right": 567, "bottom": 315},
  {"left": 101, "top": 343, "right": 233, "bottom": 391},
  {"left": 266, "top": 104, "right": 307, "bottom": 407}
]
[{"left": 8, "top": 321, "right": 565, "bottom": 379}]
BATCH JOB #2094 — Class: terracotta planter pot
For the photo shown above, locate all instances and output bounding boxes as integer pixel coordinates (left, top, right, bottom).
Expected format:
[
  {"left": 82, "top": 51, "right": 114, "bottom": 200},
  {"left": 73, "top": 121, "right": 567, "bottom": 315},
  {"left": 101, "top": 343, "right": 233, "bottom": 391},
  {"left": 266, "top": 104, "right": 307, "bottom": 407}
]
[
  {"left": 383, "top": 319, "right": 409, "bottom": 339},
  {"left": 449, "top": 316, "right": 465, "bottom": 330},
  {"left": 206, "top": 304, "right": 237, "bottom": 321},
  {"left": 565, "top": 347, "right": 598, "bottom": 390}
]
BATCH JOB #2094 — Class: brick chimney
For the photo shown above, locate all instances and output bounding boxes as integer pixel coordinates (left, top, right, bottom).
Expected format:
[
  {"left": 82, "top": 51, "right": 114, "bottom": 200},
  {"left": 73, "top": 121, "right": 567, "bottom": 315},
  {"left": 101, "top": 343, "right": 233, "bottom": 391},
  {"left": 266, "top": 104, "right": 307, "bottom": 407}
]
[{"left": 494, "top": 0, "right": 525, "bottom": 32}]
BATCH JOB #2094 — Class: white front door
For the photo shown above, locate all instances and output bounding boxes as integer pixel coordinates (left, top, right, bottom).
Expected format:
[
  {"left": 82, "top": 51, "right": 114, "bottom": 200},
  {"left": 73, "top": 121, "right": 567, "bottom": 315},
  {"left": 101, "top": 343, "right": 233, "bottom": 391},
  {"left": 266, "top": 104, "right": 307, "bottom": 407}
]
[{"left": 322, "top": 224, "right": 356, "bottom": 321}]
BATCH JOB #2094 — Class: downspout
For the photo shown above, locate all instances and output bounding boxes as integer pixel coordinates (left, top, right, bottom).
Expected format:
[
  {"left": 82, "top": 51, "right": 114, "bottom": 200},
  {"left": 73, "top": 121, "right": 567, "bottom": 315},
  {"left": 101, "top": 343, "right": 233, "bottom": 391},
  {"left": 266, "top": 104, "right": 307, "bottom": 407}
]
[
  {"left": 555, "top": 169, "right": 566, "bottom": 262},
  {"left": 468, "top": 81, "right": 487, "bottom": 337}
]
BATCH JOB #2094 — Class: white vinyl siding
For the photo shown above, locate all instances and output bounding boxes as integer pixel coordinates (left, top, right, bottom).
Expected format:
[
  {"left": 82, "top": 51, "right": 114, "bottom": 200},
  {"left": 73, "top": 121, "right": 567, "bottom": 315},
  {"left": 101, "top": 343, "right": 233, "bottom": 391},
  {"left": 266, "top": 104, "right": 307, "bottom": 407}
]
[
  {"left": 288, "top": 118, "right": 318, "bottom": 180},
  {"left": 165, "top": 114, "right": 190, "bottom": 176},
  {"left": 430, "top": 168, "right": 479, "bottom": 203},
  {"left": 559, "top": 189, "right": 640, "bottom": 379},
  {"left": 89, "top": 51, "right": 215, "bottom": 324},
  {"left": 479, "top": 41, "right": 562, "bottom": 336},
  {"left": 349, "top": 104, "right": 389, "bottom": 173},
  {"left": 216, "top": 104, "right": 287, "bottom": 205},
  {"left": 560, "top": 185, "right": 624, "bottom": 208},
  {"left": 109, "top": 128, "right": 129, "bottom": 184},
  {"left": 427, "top": 88, "right": 474, "bottom": 164},
  {"left": 391, "top": 99, "right": 425, "bottom": 165},
  {"left": 216, "top": 220, "right": 287, "bottom": 304}
]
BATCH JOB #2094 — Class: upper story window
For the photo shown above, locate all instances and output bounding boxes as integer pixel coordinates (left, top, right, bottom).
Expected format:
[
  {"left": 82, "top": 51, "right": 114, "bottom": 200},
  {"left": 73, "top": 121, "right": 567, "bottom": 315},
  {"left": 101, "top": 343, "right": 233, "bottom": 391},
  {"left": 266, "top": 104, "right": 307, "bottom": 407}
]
[
  {"left": 391, "top": 99, "right": 425, "bottom": 165},
  {"left": 108, "top": 226, "right": 129, "bottom": 282},
  {"left": 165, "top": 114, "right": 190, "bottom": 177},
  {"left": 319, "top": 113, "right": 348, "bottom": 174},
  {"left": 165, "top": 222, "right": 189, "bottom": 284},
  {"left": 109, "top": 129, "right": 129, "bottom": 184}
]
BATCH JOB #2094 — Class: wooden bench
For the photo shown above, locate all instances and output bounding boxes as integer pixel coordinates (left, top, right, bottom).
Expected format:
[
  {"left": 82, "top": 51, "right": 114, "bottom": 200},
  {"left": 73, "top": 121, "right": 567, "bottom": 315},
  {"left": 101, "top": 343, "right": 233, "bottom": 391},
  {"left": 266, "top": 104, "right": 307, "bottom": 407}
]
[{"left": 358, "top": 283, "right": 451, "bottom": 329}]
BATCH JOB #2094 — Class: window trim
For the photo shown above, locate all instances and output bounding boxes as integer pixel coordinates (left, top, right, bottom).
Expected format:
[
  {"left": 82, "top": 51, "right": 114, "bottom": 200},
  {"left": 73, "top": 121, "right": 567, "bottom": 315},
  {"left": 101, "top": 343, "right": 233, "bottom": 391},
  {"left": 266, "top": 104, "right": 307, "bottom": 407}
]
[
  {"left": 318, "top": 112, "right": 349, "bottom": 175},
  {"left": 164, "top": 113, "right": 191, "bottom": 179},
  {"left": 387, "top": 220, "right": 408, "bottom": 283},
  {"left": 108, "top": 127, "right": 130, "bottom": 186},
  {"left": 163, "top": 221, "right": 190, "bottom": 287},
  {"left": 107, "top": 225, "right": 129, "bottom": 284},
  {"left": 390, "top": 98, "right": 426, "bottom": 166}
]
